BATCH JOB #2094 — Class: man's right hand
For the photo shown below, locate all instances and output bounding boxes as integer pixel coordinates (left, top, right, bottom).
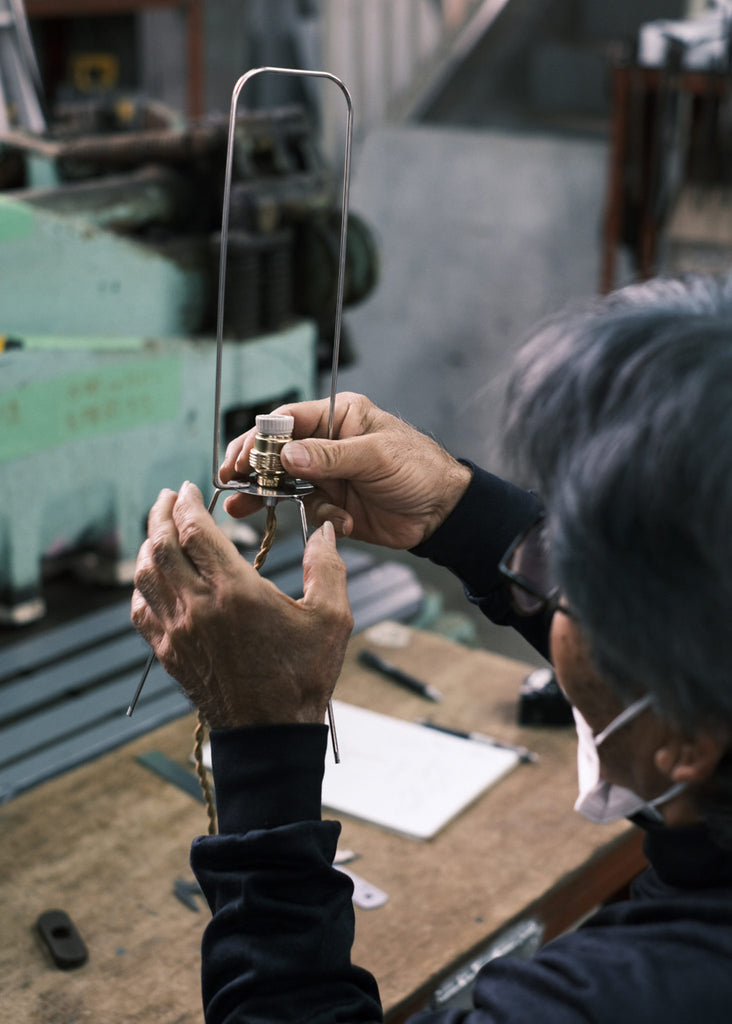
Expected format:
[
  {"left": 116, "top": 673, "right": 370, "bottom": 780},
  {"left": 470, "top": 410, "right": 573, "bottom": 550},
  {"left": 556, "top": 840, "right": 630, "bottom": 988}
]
[{"left": 219, "top": 392, "right": 472, "bottom": 550}]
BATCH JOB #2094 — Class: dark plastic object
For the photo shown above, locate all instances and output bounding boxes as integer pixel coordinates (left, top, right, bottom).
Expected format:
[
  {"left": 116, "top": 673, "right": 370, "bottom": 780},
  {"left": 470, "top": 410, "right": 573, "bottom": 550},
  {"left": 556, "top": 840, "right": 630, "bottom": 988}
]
[
  {"left": 517, "top": 667, "right": 574, "bottom": 726},
  {"left": 36, "top": 909, "right": 88, "bottom": 969}
]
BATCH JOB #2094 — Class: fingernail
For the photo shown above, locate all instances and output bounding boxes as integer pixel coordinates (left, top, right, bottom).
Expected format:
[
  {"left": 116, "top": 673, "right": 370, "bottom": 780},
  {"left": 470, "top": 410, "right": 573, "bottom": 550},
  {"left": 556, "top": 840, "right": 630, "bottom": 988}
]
[
  {"left": 283, "top": 442, "right": 310, "bottom": 470},
  {"left": 322, "top": 520, "right": 336, "bottom": 545}
]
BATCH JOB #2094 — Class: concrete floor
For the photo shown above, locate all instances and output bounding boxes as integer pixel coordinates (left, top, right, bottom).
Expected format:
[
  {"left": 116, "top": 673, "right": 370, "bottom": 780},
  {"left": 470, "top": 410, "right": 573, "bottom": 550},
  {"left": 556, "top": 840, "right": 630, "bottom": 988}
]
[{"left": 331, "top": 123, "right": 612, "bottom": 665}]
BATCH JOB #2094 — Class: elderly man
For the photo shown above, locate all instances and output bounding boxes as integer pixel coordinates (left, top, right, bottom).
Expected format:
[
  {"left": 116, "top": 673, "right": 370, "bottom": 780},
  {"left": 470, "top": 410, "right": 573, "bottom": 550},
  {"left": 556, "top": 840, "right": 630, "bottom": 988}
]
[{"left": 132, "top": 274, "right": 732, "bottom": 1023}]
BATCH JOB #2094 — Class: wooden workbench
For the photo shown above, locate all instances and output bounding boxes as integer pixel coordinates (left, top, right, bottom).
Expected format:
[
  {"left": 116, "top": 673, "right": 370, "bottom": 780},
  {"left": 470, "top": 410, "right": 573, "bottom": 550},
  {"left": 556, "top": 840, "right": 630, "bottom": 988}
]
[{"left": 0, "top": 628, "right": 646, "bottom": 1023}]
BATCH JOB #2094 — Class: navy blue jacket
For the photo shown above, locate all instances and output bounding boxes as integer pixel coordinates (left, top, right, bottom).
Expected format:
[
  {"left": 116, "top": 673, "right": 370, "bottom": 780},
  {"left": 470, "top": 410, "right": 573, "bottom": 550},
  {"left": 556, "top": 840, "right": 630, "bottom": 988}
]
[{"left": 191, "top": 468, "right": 732, "bottom": 1022}]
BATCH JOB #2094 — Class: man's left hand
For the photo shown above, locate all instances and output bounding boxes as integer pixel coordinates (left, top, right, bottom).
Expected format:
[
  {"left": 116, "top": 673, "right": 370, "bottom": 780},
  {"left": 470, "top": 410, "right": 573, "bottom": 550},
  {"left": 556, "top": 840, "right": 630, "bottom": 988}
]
[{"left": 131, "top": 482, "right": 353, "bottom": 729}]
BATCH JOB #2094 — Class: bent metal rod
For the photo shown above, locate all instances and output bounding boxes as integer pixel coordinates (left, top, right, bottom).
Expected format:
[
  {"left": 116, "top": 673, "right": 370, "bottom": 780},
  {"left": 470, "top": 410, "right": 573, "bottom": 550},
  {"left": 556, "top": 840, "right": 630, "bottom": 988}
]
[{"left": 128, "top": 67, "right": 354, "bottom": 763}]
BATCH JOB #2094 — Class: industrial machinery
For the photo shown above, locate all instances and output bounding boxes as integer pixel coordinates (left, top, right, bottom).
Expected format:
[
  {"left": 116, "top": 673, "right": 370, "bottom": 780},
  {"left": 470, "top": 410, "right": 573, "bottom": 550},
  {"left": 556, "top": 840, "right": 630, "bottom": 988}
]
[{"left": 0, "top": 90, "right": 378, "bottom": 625}]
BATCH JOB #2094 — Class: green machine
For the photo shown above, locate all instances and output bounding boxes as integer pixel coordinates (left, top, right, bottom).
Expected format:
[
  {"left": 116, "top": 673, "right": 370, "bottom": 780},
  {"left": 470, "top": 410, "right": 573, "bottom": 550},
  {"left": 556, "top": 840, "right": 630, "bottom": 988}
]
[
  {"left": 0, "top": 327, "right": 316, "bottom": 624},
  {"left": 0, "top": 102, "right": 377, "bottom": 624}
]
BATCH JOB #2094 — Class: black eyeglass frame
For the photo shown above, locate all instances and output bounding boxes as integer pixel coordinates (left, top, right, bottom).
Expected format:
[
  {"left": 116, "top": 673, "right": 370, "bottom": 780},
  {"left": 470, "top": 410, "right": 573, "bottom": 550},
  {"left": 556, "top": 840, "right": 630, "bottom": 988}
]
[{"left": 498, "top": 516, "right": 573, "bottom": 619}]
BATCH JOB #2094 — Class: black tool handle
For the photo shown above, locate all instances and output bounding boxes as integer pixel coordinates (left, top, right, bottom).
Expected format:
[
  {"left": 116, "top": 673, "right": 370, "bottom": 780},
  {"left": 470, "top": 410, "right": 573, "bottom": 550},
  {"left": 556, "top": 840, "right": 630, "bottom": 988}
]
[{"left": 36, "top": 909, "right": 88, "bottom": 970}]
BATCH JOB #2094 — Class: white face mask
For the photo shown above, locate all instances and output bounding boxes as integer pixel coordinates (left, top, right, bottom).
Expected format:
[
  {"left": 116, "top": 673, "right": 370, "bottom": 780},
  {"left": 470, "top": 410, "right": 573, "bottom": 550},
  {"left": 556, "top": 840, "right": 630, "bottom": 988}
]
[{"left": 573, "top": 694, "right": 686, "bottom": 825}]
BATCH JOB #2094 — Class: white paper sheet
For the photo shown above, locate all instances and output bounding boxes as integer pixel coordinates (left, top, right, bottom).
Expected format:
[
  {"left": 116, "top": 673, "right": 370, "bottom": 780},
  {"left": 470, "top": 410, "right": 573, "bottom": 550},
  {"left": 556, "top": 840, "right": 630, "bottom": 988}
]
[{"left": 322, "top": 701, "right": 519, "bottom": 840}]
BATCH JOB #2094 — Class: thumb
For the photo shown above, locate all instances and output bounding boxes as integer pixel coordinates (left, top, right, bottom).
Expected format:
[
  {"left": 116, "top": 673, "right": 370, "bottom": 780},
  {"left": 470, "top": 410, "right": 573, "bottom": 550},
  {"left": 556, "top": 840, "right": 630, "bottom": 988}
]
[
  {"left": 301, "top": 522, "right": 353, "bottom": 629},
  {"left": 281, "top": 436, "right": 372, "bottom": 482}
]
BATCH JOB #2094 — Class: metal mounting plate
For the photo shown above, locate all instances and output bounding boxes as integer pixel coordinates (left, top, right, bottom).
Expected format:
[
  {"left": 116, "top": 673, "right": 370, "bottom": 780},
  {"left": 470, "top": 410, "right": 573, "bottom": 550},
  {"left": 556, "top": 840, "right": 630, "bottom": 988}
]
[{"left": 229, "top": 474, "right": 314, "bottom": 501}]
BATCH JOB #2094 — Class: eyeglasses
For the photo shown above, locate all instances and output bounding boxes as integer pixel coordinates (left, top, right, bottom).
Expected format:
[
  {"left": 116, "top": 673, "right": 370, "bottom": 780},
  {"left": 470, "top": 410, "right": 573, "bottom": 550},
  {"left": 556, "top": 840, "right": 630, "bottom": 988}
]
[{"left": 498, "top": 517, "right": 573, "bottom": 618}]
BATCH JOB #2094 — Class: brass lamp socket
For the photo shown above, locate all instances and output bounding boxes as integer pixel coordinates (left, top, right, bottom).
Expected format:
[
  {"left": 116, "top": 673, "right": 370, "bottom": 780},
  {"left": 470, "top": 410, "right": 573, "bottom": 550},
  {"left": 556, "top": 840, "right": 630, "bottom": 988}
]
[{"left": 249, "top": 413, "right": 295, "bottom": 489}]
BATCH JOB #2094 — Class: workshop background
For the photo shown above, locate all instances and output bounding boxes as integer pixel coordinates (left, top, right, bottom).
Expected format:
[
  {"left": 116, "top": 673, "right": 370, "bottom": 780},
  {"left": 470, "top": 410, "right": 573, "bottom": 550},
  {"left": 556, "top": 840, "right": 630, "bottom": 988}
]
[{"left": 2, "top": 0, "right": 731, "bottom": 795}]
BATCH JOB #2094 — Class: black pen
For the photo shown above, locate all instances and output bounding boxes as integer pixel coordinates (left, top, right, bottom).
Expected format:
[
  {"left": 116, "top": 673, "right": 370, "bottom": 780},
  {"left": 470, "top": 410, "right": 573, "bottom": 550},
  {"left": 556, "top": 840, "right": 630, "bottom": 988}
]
[
  {"left": 417, "top": 719, "right": 539, "bottom": 763},
  {"left": 358, "top": 649, "right": 443, "bottom": 702}
]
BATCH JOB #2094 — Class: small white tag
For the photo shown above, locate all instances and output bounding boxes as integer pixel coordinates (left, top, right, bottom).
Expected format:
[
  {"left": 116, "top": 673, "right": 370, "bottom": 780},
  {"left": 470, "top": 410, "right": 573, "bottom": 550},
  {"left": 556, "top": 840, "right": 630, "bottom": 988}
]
[{"left": 334, "top": 866, "right": 388, "bottom": 909}]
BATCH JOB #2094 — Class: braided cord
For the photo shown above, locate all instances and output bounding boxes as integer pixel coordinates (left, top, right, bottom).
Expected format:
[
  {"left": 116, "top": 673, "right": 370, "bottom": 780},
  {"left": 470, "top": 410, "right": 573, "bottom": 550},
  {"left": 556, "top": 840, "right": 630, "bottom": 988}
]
[
  {"left": 193, "top": 712, "right": 217, "bottom": 835},
  {"left": 253, "top": 505, "right": 278, "bottom": 570}
]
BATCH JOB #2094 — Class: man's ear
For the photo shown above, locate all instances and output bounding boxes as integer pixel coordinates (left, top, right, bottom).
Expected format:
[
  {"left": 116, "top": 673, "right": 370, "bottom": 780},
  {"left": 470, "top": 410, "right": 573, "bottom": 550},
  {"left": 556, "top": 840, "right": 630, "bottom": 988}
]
[{"left": 655, "top": 727, "right": 727, "bottom": 784}]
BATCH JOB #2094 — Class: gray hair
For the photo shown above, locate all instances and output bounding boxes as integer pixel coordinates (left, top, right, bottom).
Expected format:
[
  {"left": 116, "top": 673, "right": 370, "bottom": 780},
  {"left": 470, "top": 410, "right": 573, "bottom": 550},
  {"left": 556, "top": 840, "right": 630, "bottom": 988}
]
[{"left": 503, "top": 275, "right": 732, "bottom": 838}]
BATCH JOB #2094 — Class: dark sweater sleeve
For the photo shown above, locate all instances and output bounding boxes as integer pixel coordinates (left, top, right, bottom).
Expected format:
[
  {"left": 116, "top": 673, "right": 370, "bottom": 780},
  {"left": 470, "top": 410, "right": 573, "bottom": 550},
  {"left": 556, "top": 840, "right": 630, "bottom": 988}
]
[
  {"left": 190, "top": 724, "right": 383, "bottom": 1024},
  {"left": 410, "top": 464, "right": 551, "bottom": 657}
]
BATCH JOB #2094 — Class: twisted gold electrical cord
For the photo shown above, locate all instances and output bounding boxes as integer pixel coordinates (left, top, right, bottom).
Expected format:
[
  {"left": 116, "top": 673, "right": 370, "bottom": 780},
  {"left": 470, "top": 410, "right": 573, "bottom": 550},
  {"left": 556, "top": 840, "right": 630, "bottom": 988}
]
[
  {"left": 193, "top": 712, "right": 217, "bottom": 835},
  {"left": 193, "top": 505, "right": 278, "bottom": 835},
  {"left": 253, "top": 505, "right": 278, "bottom": 571}
]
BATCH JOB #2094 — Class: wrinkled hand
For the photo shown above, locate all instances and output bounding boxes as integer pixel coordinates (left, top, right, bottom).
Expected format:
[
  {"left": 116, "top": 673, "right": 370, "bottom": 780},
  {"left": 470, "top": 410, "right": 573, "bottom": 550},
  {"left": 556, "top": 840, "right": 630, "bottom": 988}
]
[
  {"left": 219, "top": 392, "right": 472, "bottom": 549},
  {"left": 131, "top": 482, "right": 353, "bottom": 729}
]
